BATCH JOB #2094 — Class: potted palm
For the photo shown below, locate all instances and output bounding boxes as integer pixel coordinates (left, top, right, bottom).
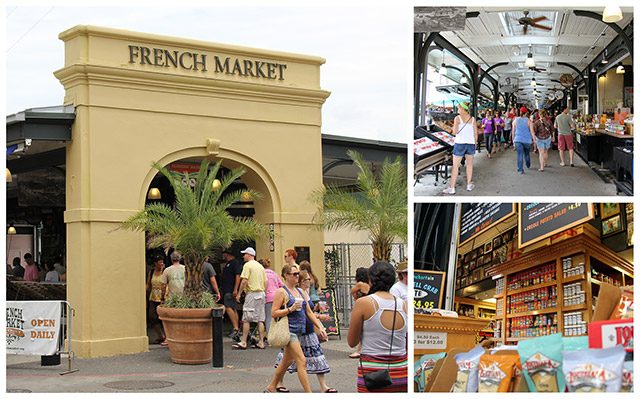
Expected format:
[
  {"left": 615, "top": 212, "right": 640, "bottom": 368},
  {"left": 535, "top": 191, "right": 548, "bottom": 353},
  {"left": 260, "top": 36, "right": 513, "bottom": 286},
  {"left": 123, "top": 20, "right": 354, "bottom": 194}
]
[
  {"left": 123, "top": 159, "right": 266, "bottom": 364},
  {"left": 312, "top": 150, "right": 407, "bottom": 262}
]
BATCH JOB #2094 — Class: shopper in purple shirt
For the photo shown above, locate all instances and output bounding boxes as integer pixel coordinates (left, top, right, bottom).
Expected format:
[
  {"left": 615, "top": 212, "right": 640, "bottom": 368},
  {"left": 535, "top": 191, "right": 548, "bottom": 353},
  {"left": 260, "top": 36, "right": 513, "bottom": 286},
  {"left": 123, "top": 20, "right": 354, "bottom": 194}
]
[{"left": 481, "top": 111, "right": 496, "bottom": 158}]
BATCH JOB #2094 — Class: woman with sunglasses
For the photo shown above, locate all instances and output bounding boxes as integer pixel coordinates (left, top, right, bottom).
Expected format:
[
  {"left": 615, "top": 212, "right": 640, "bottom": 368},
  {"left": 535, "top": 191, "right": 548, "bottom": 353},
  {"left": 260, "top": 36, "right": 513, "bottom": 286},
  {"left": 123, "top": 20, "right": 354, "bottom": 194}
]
[
  {"left": 274, "top": 270, "right": 337, "bottom": 393},
  {"left": 443, "top": 101, "right": 478, "bottom": 195},
  {"left": 265, "top": 265, "right": 328, "bottom": 393}
]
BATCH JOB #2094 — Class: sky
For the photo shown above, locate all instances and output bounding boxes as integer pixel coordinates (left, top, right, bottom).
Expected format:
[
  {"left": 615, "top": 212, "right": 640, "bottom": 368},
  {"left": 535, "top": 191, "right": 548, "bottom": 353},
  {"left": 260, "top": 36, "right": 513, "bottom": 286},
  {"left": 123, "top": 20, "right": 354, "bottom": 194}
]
[{"left": 5, "top": 5, "right": 410, "bottom": 143}]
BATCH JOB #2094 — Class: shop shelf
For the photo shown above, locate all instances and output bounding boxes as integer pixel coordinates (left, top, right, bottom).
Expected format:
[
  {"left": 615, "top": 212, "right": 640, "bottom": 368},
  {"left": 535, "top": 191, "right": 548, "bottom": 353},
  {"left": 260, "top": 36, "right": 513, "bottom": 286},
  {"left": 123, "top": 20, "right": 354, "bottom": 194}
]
[
  {"left": 506, "top": 307, "right": 558, "bottom": 318},
  {"left": 562, "top": 274, "right": 585, "bottom": 284},
  {"left": 562, "top": 303, "right": 587, "bottom": 312},
  {"left": 507, "top": 279, "right": 557, "bottom": 296}
]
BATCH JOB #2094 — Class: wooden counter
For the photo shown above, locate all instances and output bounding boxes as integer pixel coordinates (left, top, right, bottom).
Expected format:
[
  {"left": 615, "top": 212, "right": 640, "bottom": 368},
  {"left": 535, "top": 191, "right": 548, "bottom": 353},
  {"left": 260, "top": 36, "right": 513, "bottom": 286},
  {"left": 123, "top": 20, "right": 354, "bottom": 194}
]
[{"left": 414, "top": 314, "right": 489, "bottom": 359}]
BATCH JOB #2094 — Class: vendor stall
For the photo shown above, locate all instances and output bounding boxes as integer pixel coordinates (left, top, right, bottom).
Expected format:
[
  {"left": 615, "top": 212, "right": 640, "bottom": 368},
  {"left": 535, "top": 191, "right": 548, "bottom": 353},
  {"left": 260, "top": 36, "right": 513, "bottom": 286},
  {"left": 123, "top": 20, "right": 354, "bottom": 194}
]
[{"left": 414, "top": 203, "right": 634, "bottom": 393}]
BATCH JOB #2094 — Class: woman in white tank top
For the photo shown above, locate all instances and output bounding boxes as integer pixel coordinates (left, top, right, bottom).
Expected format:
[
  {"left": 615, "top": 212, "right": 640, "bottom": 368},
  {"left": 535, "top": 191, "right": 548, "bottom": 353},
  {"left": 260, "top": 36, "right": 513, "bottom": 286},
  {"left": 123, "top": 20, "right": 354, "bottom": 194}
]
[
  {"left": 443, "top": 101, "right": 478, "bottom": 195},
  {"left": 348, "top": 262, "right": 407, "bottom": 392}
]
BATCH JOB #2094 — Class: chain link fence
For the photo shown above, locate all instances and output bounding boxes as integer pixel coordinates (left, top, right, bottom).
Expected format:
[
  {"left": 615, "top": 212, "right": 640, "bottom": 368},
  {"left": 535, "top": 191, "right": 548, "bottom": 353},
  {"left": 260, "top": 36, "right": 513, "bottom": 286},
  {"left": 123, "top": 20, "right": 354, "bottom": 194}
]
[{"left": 324, "top": 242, "right": 406, "bottom": 328}]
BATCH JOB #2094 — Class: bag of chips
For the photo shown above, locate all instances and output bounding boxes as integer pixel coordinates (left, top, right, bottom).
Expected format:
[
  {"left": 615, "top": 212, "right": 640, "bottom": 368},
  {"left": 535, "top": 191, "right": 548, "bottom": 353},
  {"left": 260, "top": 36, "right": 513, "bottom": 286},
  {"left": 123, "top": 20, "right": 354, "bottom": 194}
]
[
  {"left": 621, "top": 358, "right": 633, "bottom": 392},
  {"left": 518, "top": 333, "right": 565, "bottom": 392},
  {"left": 563, "top": 336, "right": 588, "bottom": 352},
  {"left": 414, "top": 352, "right": 446, "bottom": 392},
  {"left": 562, "top": 345, "right": 625, "bottom": 392},
  {"left": 452, "top": 345, "right": 484, "bottom": 392},
  {"left": 478, "top": 352, "right": 519, "bottom": 392}
]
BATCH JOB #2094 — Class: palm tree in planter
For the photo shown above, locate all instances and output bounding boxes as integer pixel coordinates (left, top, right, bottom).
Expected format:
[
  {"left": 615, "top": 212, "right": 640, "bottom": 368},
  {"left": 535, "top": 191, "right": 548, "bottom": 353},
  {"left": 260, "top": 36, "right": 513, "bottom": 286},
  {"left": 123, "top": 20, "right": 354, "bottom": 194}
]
[
  {"left": 123, "top": 159, "right": 266, "bottom": 364},
  {"left": 312, "top": 150, "right": 407, "bottom": 262}
]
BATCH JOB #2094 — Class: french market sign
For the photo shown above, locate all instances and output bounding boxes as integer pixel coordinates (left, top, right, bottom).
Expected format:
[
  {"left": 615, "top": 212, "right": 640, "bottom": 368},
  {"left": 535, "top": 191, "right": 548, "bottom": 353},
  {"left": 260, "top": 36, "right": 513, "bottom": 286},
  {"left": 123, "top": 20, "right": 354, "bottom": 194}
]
[{"left": 128, "top": 45, "right": 287, "bottom": 80}]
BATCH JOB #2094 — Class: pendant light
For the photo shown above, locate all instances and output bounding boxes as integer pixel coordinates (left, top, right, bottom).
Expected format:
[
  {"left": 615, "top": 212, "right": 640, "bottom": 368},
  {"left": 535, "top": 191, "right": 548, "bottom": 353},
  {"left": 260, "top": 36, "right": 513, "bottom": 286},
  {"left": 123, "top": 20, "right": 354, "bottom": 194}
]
[
  {"left": 211, "top": 179, "right": 222, "bottom": 191},
  {"left": 530, "top": 77, "right": 537, "bottom": 87},
  {"left": 601, "top": 49, "right": 608, "bottom": 64},
  {"left": 590, "top": 66, "right": 597, "bottom": 73},
  {"left": 525, "top": 45, "right": 535, "bottom": 68},
  {"left": 616, "top": 65, "right": 625, "bottom": 74},
  {"left": 147, "top": 187, "right": 161, "bottom": 200},
  {"left": 6, "top": 168, "right": 12, "bottom": 183},
  {"left": 602, "top": 6, "right": 623, "bottom": 23},
  {"left": 8, "top": 224, "right": 17, "bottom": 235},
  {"left": 439, "top": 50, "right": 447, "bottom": 75},
  {"left": 460, "top": 75, "right": 468, "bottom": 84}
]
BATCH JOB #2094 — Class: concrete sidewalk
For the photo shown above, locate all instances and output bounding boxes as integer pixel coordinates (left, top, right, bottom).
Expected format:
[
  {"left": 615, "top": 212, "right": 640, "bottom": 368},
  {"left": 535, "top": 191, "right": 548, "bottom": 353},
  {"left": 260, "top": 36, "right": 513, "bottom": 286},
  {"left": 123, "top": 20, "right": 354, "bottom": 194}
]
[
  {"left": 415, "top": 145, "right": 618, "bottom": 196},
  {"left": 6, "top": 335, "right": 358, "bottom": 393}
]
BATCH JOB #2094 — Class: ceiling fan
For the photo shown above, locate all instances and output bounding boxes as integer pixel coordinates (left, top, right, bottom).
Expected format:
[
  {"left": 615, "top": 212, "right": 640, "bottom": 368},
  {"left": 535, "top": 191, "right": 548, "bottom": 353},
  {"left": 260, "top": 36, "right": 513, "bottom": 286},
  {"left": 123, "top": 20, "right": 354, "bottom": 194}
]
[{"left": 515, "top": 10, "right": 553, "bottom": 35}]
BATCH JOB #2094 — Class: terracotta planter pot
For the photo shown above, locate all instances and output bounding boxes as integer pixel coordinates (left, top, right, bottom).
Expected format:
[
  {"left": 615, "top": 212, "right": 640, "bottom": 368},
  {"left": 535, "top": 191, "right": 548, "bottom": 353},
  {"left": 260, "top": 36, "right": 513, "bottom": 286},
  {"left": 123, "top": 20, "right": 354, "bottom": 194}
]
[{"left": 157, "top": 306, "right": 213, "bottom": 364}]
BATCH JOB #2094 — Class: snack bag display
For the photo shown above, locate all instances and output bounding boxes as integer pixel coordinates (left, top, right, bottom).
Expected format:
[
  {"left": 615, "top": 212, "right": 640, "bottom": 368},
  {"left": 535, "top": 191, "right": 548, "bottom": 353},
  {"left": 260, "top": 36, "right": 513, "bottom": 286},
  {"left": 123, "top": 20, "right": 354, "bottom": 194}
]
[
  {"left": 562, "top": 345, "right": 625, "bottom": 392},
  {"left": 563, "top": 336, "right": 589, "bottom": 352},
  {"left": 517, "top": 333, "right": 565, "bottom": 392},
  {"left": 478, "top": 353, "right": 518, "bottom": 392},
  {"left": 414, "top": 352, "right": 446, "bottom": 392},
  {"left": 621, "top": 358, "right": 633, "bottom": 392},
  {"left": 452, "top": 345, "right": 484, "bottom": 392}
]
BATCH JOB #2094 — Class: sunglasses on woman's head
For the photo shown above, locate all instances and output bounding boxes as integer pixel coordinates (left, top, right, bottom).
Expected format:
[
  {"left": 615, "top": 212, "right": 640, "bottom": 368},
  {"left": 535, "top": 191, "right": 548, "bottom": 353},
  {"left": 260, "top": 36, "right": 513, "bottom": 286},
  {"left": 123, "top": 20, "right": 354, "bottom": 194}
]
[{"left": 287, "top": 272, "right": 300, "bottom": 276}]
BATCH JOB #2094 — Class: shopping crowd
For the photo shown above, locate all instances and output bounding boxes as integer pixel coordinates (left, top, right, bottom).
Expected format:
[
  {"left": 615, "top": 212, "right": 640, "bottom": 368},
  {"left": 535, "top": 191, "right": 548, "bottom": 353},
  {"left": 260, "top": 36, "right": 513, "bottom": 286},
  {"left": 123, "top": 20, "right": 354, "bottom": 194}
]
[
  {"left": 146, "top": 247, "right": 409, "bottom": 393},
  {"left": 443, "top": 103, "right": 577, "bottom": 195}
]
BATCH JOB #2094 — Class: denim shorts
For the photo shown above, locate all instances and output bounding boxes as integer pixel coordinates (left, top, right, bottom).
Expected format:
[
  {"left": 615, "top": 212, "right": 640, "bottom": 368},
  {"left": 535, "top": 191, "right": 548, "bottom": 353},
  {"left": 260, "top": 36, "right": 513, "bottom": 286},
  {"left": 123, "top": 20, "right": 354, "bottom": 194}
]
[
  {"left": 452, "top": 143, "right": 476, "bottom": 157},
  {"left": 289, "top": 332, "right": 299, "bottom": 342},
  {"left": 536, "top": 137, "right": 552, "bottom": 150}
]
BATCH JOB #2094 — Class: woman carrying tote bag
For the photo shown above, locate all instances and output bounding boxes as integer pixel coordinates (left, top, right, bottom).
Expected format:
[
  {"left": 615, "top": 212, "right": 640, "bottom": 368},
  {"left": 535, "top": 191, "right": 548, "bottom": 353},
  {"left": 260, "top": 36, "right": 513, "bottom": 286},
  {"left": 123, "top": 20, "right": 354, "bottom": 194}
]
[
  {"left": 348, "top": 261, "right": 408, "bottom": 392},
  {"left": 264, "top": 264, "right": 328, "bottom": 393}
]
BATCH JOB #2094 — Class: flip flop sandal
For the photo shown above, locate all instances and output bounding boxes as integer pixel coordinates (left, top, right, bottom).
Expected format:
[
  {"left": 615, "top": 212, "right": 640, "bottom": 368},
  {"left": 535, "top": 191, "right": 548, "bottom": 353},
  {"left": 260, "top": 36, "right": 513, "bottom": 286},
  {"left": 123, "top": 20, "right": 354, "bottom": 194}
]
[
  {"left": 252, "top": 343, "right": 266, "bottom": 350},
  {"left": 324, "top": 388, "right": 338, "bottom": 393},
  {"left": 348, "top": 353, "right": 360, "bottom": 359},
  {"left": 276, "top": 386, "right": 290, "bottom": 392},
  {"left": 232, "top": 343, "right": 248, "bottom": 350}
]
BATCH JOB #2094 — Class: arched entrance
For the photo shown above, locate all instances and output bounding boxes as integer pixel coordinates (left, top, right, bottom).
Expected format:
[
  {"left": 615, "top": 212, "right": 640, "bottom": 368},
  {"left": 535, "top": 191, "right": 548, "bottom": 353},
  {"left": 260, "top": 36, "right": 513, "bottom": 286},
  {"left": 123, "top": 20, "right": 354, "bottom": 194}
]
[{"left": 55, "top": 25, "right": 330, "bottom": 358}]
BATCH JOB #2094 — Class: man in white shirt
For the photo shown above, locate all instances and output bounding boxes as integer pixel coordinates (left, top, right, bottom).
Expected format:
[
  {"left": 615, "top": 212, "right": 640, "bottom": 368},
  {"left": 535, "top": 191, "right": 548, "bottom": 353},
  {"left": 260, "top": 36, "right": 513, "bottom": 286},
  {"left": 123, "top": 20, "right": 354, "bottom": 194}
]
[{"left": 389, "top": 261, "right": 408, "bottom": 301}]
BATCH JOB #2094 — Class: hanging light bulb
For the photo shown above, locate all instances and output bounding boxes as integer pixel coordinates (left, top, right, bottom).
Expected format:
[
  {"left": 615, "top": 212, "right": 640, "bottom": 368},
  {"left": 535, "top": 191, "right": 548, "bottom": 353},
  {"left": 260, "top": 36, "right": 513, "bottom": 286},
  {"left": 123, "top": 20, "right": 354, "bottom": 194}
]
[
  {"left": 590, "top": 66, "right": 597, "bottom": 73},
  {"left": 8, "top": 224, "right": 17, "bottom": 235},
  {"left": 512, "top": 45, "right": 520, "bottom": 56},
  {"left": 147, "top": 187, "right": 161, "bottom": 200},
  {"left": 616, "top": 65, "right": 625, "bottom": 74},
  {"left": 6, "top": 168, "right": 12, "bottom": 183},
  {"left": 439, "top": 50, "right": 447, "bottom": 76},
  {"left": 601, "top": 49, "right": 608, "bottom": 64},
  {"left": 530, "top": 77, "right": 537, "bottom": 87},
  {"left": 602, "top": 6, "right": 623, "bottom": 23},
  {"left": 460, "top": 75, "right": 468, "bottom": 84},
  {"left": 525, "top": 45, "right": 535, "bottom": 68},
  {"left": 211, "top": 179, "right": 222, "bottom": 191}
]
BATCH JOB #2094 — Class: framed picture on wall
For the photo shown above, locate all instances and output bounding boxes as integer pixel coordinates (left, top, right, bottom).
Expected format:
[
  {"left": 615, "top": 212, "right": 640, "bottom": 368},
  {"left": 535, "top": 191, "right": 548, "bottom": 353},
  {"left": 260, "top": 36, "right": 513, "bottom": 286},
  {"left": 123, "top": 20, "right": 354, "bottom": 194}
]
[
  {"left": 484, "top": 242, "right": 492, "bottom": 253},
  {"left": 492, "top": 235, "right": 502, "bottom": 249},
  {"left": 602, "top": 215, "right": 623, "bottom": 237},
  {"left": 601, "top": 203, "right": 621, "bottom": 219}
]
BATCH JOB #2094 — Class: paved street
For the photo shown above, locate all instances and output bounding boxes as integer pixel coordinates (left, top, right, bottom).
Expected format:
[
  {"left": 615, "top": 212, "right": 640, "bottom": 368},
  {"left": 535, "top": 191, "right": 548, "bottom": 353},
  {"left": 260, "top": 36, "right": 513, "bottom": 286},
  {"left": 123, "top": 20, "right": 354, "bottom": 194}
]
[
  {"left": 6, "top": 335, "right": 358, "bottom": 393},
  {"left": 415, "top": 145, "right": 619, "bottom": 196}
]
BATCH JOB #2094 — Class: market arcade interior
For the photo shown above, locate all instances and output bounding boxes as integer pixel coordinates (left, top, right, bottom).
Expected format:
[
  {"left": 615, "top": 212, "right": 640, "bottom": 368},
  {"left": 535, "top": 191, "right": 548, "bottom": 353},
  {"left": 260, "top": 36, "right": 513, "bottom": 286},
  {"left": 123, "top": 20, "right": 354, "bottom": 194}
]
[{"left": 414, "top": 7, "right": 634, "bottom": 195}]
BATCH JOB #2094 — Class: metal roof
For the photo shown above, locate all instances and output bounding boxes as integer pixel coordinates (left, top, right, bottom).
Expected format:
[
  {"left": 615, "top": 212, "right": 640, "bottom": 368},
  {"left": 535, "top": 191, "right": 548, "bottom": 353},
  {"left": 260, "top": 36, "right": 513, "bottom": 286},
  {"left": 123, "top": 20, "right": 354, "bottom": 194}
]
[{"left": 430, "top": 7, "right": 633, "bottom": 105}]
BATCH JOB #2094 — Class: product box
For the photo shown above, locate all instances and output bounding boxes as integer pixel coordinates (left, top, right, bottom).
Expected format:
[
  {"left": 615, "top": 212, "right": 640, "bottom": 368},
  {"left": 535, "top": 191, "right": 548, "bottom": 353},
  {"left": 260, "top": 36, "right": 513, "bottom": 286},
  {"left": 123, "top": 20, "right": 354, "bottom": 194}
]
[
  {"left": 591, "top": 282, "right": 622, "bottom": 321},
  {"left": 588, "top": 318, "right": 634, "bottom": 352}
]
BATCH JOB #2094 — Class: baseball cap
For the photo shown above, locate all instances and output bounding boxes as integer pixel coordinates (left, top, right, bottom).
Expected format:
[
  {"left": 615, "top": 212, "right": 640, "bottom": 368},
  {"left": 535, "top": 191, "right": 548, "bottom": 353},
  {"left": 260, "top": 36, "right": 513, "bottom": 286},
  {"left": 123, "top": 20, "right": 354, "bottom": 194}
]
[
  {"left": 240, "top": 247, "right": 256, "bottom": 256},
  {"left": 519, "top": 106, "right": 528, "bottom": 114}
]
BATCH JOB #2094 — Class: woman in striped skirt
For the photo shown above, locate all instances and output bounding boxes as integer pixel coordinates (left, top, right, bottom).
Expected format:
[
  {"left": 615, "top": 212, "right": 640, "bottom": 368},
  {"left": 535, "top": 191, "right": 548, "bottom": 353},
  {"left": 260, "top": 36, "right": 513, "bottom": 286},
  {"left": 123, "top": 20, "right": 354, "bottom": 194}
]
[{"left": 348, "top": 261, "right": 408, "bottom": 392}]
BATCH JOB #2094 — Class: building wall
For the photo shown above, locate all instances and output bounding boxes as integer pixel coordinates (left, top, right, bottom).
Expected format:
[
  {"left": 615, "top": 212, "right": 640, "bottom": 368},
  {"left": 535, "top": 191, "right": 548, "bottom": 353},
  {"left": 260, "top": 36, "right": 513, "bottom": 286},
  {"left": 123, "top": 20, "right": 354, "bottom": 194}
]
[{"left": 55, "top": 25, "right": 329, "bottom": 358}]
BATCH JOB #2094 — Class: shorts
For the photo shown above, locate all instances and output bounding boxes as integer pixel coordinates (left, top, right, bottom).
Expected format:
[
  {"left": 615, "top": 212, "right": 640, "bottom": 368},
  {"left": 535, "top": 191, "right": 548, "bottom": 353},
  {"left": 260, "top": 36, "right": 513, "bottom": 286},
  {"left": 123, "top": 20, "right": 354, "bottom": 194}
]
[
  {"left": 452, "top": 143, "right": 476, "bottom": 157},
  {"left": 289, "top": 332, "right": 299, "bottom": 342},
  {"left": 558, "top": 134, "right": 574, "bottom": 151},
  {"left": 223, "top": 292, "right": 238, "bottom": 308},
  {"left": 536, "top": 137, "right": 552, "bottom": 150},
  {"left": 242, "top": 291, "right": 266, "bottom": 323}
]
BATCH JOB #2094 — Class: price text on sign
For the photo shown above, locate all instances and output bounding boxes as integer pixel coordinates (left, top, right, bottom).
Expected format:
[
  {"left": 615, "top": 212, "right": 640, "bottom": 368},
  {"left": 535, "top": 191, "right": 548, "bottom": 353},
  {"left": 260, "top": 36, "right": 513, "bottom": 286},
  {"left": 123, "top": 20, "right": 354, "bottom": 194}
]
[
  {"left": 414, "top": 270, "right": 445, "bottom": 310},
  {"left": 414, "top": 331, "right": 447, "bottom": 350}
]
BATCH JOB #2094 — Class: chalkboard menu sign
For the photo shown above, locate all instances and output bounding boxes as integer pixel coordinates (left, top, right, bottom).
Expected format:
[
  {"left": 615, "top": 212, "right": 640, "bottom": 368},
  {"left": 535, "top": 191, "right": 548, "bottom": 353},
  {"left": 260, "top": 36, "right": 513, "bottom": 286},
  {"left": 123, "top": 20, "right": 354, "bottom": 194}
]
[
  {"left": 519, "top": 203, "right": 594, "bottom": 247},
  {"left": 317, "top": 289, "right": 340, "bottom": 337},
  {"left": 459, "top": 203, "right": 516, "bottom": 245},
  {"left": 414, "top": 270, "right": 446, "bottom": 310}
]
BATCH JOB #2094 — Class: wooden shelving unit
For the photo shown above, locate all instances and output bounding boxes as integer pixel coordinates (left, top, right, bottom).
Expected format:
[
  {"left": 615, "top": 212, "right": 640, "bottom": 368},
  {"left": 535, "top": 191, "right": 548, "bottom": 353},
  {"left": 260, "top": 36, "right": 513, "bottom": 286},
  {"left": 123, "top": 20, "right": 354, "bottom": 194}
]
[{"left": 487, "top": 226, "right": 633, "bottom": 345}]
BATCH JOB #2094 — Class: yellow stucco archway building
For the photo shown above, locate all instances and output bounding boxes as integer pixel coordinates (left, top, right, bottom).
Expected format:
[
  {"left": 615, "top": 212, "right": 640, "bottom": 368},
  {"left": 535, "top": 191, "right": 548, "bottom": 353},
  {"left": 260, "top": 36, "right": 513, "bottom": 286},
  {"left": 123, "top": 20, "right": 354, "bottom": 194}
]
[{"left": 53, "top": 25, "right": 330, "bottom": 358}]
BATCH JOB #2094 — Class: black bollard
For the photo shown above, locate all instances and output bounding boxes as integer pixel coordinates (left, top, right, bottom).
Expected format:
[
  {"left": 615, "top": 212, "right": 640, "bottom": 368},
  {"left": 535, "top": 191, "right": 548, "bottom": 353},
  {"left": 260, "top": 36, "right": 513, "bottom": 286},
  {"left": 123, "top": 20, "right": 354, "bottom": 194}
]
[{"left": 212, "top": 306, "right": 224, "bottom": 368}]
